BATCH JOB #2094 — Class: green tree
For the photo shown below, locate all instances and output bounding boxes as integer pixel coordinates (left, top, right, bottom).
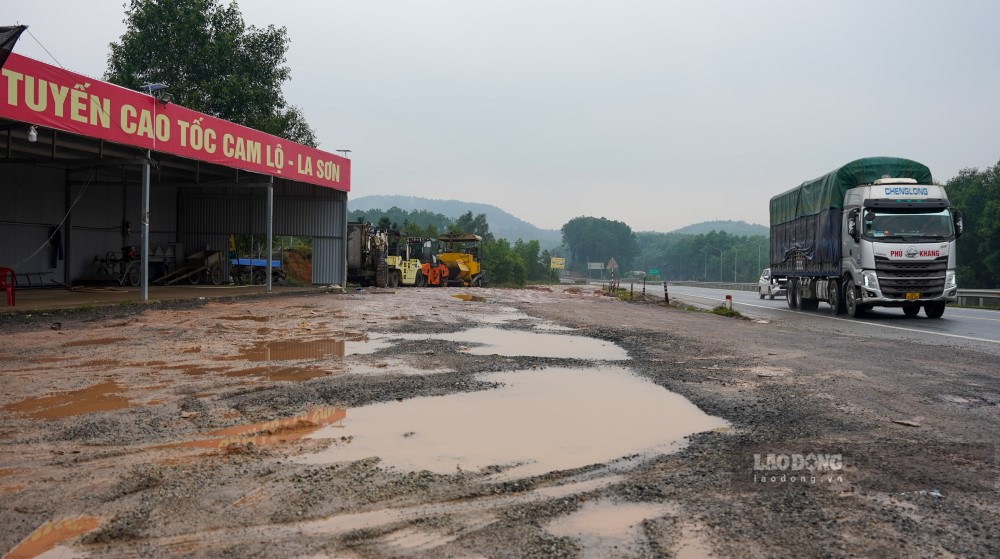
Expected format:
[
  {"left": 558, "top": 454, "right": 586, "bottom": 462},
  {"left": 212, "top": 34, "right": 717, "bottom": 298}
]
[
  {"left": 561, "top": 216, "right": 638, "bottom": 272},
  {"left": 513, "top": 239, "right": 545, "bottom": 280},
  {"left": 106, "top": 0, "right": 316, "bottom": 145},
  {"left": 451, "top": 211, "right": 494, "bottom": 241},
  {"left": 481, "top": 238, "right": 526, "bottom": 286},
  {"left": 947, "top": 160, "right": 1000, "bottom": 288}
]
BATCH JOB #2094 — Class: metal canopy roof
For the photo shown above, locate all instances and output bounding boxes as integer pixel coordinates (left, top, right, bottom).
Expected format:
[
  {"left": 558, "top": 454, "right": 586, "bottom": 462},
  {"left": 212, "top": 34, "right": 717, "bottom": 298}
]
[{"left": 1, "top": 116, "right": 270, "bottom": 186}]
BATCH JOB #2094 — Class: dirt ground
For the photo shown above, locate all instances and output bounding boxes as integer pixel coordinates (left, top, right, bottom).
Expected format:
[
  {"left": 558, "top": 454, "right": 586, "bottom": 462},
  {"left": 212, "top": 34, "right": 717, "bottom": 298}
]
[{"left": 1, "top": 286, "right": 997, "bottom": 558}]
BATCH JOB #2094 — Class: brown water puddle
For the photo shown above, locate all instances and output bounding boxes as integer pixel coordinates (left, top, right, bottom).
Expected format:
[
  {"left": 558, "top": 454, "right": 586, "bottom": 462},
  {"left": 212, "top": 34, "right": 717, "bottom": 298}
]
[
  {"left": 236, "top": 334, "right": 375, "bottom": 361},
  {"left": 217, "top": 315, "right": 270, "bottom": 322},
  {"left": 158, "top": 406, "right": 346, "bottom": 450},
  {"left": 238, "top": 339, "right": 345, "bottom": 361},
  {"left": 164, "top": 364, "right": 231, "bottom": 376},
  {"left": 397, "top": 327, "right": 629, "bottom": 360},
  {"left": 4, "top": 515, "right": 100, "bottom": 559},
  {"left": 300, "top": 366, "right": 727, "bottom": 477},
  {"left": 452, "top": 293, "right": 487, "bottom": 302},
  {"left": 62, "top": 337, "right": 127, "bottom": 347},
  {"left": 225, "top": 365, "right": 342, "bottom": 382},
  {"left": 546, "top": 500, "right": 676, "bottom": 558},
  {"left": 3, "top": 381, "right": 133, "bottom": 420}
]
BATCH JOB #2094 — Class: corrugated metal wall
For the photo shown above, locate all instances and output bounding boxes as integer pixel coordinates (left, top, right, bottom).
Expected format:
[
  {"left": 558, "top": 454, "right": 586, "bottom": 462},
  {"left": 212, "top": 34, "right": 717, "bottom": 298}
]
[
  {"left": 0, "top": 164, "right": 68, "bottom": 281},
  {"left": 178, "top": 181, "right": 346, "bottom": 285}
]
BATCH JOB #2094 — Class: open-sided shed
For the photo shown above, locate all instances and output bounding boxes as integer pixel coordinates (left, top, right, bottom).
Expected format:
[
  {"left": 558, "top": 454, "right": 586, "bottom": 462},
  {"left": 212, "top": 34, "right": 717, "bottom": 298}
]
[{"left": 1, "top": 51, "right": 351, "bottom": 299}]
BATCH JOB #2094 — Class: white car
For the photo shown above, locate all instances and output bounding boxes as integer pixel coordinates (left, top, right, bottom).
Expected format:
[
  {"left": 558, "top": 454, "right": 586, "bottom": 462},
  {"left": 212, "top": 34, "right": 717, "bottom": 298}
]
[{"left": 758, "top": 268, "right": 787, "bottom": 300}]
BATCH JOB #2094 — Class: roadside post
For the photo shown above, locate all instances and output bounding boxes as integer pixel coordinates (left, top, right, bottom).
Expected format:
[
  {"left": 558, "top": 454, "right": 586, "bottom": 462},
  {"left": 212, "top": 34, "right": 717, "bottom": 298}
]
[{"left": 663, "top": 281, "right": 669, "bottom": 304}]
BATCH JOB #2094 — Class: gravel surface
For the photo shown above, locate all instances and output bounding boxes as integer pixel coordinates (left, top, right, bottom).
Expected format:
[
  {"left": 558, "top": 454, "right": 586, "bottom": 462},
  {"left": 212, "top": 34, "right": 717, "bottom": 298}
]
[{"left": 1, "top": 286, "right": 997, "bottom": 558}]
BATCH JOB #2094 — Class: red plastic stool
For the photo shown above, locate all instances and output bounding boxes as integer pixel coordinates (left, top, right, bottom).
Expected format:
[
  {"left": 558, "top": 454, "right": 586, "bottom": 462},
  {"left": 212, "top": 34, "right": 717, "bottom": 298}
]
[{"left": 0, "top": 267, "right": 14, "bottom": 306}]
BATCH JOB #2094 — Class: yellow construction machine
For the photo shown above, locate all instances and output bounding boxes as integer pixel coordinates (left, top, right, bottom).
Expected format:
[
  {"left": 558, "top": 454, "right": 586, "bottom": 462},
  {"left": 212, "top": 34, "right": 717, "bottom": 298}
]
[{"left": 436, "top": 233, "right": 487, "bottom": 287}]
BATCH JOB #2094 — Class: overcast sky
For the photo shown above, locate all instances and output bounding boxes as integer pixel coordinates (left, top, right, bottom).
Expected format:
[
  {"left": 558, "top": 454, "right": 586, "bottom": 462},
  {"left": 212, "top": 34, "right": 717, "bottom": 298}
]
[{"left": 8, "top": 1, "right": 1000, "bottom": 232}]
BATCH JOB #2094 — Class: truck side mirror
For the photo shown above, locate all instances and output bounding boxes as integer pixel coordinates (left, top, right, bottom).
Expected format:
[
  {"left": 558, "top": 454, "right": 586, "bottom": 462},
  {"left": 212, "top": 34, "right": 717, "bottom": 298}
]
[
  {"left": 953, "top": 210, "right": 964, "bottom": 238},
  {"left": 847, "top": 209, "right": 860, "bottom": 242}
]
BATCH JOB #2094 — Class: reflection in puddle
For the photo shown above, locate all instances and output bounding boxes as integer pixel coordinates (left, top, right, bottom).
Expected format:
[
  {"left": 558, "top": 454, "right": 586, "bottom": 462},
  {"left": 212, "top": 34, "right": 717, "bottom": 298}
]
[
  {"left": 546, "top": 500, "right": 675, "bottom": 559},
  {"left": 399, "top": 327, "right": 628, "bottom": 360},
  {"left": 300, "top": 367, "right": 727, "bottom": 477},
  {"left": 452, "top": 294, "right": 487, "bottom": 302},
  {"left": 5, "top": 515, "right": 100, "bottom": 559},
  {"left": 2, "top": 381, "right": 132, "bottom": 419},
  {"left": 239, "top": 339, "right": 345, "bottom": 361},
  {"left": 160, "top": 406, "right": 346, "bottom": 450},
  {"left": 237, "top": 334, "right": 383, "bottom": 361}
]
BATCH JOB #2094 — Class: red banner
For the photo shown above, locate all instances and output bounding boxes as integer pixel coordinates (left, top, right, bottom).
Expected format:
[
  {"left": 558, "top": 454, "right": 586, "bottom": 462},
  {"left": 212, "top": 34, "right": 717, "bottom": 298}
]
[{"left": 1, "top": 53, "right": 349, "bottom": 191}]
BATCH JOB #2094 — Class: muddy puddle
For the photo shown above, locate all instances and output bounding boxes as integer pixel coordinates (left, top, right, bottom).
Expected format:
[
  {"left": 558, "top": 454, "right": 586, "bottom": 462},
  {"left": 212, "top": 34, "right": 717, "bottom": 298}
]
[
  {"left": 546, "top": 500, "right": 676, "bottom": 558},
  {"left": 2, "top": 381, "right": 133, "bottom": 420},
  {"left": 216, "top": 314, "right": 270, "bottom": 322},
  {"left": 62, "top": 337, "right": 127, "bottom": 348},
  {"left": 5, "top": 515, "right": 101, "bottom": 559},
  {"left": 394, "top": 327, "right": 628, "bottom": 360},
  {"left": 225, "top": 365, "right": 341, "bottom": 382},
  {"left": 234, "top": 334, "right": 391, "bottom": 361},
  {"left": 158, "top": 406, "right": 346, "bottom": 450},
  {"left": 299, "top": 366, "right": 727, "bottom": 477}
]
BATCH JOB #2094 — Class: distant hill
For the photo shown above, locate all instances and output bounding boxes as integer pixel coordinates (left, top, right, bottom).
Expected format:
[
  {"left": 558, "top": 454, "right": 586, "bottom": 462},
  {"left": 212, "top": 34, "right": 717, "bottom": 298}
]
[
  {"left": 348, "top": 195, "right": 563, "bottom": 249},
  {"left": 669, "top": 220, "right": 768, "bottom": 236}
]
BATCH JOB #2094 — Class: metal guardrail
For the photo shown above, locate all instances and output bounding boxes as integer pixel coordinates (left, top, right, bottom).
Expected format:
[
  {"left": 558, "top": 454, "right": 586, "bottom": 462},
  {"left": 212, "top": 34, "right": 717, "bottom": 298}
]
[{"left": 618, "top": 281, "right": 1000, "bottom": 310}]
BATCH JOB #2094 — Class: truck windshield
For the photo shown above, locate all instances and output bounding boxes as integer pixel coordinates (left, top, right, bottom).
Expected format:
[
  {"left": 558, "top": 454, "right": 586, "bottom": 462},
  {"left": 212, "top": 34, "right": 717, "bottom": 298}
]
[{"left": 864, "top": 208, "right": 954, "bottom": 240}]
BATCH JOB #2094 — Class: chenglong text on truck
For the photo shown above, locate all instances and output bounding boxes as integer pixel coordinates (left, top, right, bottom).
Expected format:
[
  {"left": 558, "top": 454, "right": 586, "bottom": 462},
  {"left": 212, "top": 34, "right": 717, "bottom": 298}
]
[{"left": 769, "top": 157, "right": 963, "bottom": 319}]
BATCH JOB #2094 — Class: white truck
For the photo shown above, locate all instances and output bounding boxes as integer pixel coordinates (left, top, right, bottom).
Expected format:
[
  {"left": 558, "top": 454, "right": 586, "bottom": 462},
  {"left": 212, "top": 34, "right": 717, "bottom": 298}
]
[{"left": 769, "top": 157, "right": 963, "bottom": 318}]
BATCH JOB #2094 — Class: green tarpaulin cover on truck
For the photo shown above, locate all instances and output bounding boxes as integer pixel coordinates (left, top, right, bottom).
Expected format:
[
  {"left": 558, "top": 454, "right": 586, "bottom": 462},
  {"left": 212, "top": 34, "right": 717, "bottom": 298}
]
[{"left": 769, "top": 157, "right": 933, "bottom": 225}]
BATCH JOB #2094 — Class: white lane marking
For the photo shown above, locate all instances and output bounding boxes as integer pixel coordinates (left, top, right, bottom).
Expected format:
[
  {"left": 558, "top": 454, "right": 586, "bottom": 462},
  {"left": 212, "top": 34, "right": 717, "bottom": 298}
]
[{"left": 670, "top": 291, "right": 1000, "bottom": 345}]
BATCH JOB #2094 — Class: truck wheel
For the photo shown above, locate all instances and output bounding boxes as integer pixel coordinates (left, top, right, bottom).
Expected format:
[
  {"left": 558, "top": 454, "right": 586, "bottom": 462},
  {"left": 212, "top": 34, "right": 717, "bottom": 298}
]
[
  {"left": 389, "top": 271, "right": 400, "bottom": 288},
  {"left": 828, "top": 279, "right": 843, "bottom": 315},
  {"left": 786, "top": 278, "right": 798, "bottom": 309},
  {"left": 924, "top": 301, "right": 946, "bottom": 319},
  {"left": 902, "top": 303, "right": 920, "bottom": 317},
  {"left": 845, "top": 278, "right": 865, "bottom": 318},
  {"left": 769, "top": 289, "right": 776, "bottom": 300},
  {"left": 415, "top": 273, "right": 426, "bottom": 287},
  {"left": 796, "top": 281, "right": 818, "bottom": 310},
  {"left": 759, "top": 288, "right": 765, "bottom": 300}
]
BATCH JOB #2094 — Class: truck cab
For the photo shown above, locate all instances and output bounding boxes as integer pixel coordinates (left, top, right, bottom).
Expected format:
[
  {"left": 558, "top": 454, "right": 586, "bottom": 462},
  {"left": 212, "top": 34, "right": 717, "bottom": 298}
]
[{"left": 842, "top": 179, "right": 962, "bottom": 318}]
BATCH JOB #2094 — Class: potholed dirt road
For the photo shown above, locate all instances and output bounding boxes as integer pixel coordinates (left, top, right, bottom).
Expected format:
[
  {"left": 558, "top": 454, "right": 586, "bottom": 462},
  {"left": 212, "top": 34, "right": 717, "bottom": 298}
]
[{"left": 1, "top": 287, "right": 997, "bottom": 558}]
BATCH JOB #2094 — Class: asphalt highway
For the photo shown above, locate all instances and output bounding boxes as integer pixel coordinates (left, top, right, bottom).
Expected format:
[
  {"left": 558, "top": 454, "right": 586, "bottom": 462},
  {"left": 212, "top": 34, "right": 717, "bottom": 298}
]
[{"left": 642, "top": 283, "right": 1000, "bottom": 356}]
